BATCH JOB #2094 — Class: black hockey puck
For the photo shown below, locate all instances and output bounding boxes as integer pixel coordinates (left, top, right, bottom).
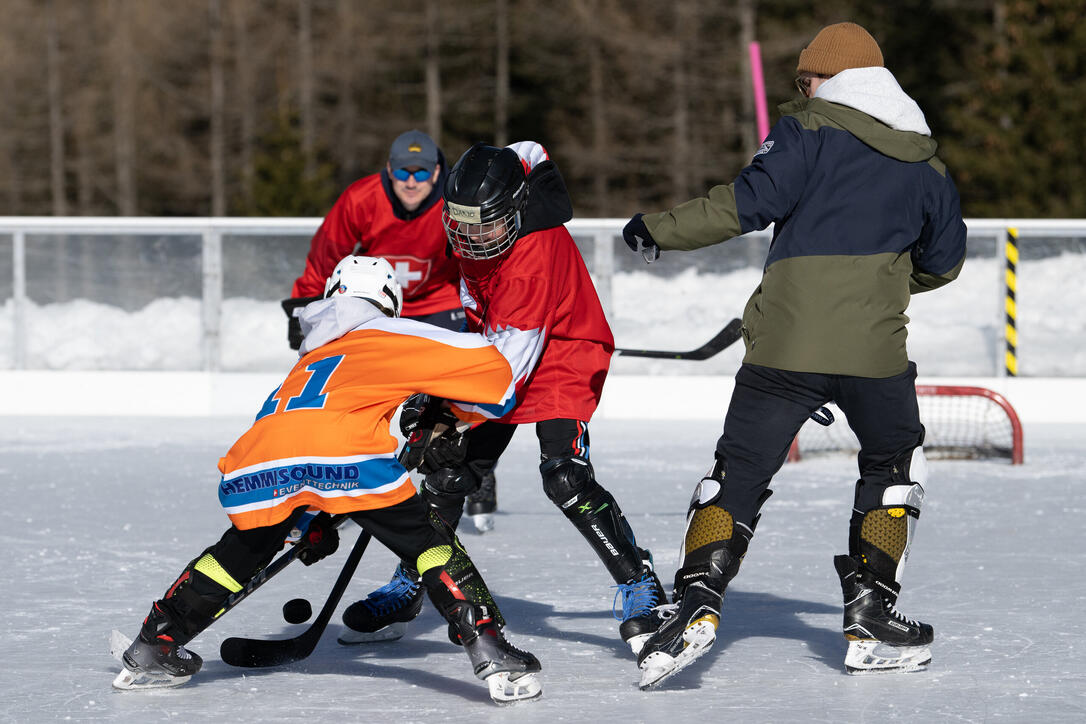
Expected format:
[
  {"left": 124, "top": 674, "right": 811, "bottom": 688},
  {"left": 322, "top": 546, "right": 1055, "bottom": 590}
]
[{"left": 282, "top": 598, "right": 312, "bottom": 624}]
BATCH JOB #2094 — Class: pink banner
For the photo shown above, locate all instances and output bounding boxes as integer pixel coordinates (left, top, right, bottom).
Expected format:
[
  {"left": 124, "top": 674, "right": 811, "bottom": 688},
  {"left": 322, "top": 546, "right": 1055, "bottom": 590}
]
[{"left": 748, "top": 41, "right": 770, "bottom": 144}]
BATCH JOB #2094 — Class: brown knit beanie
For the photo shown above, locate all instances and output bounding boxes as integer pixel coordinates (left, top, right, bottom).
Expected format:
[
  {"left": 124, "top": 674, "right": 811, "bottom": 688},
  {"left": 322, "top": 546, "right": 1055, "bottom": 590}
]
[{"left": 796, "top": 22, "right": 884, "bottom": 75}]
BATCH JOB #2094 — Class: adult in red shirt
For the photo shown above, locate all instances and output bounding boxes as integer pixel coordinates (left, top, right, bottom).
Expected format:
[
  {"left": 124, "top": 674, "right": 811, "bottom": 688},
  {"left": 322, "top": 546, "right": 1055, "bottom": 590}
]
[
  {"left": 284, "top": 130, "right": 500, "bottom": 530},
  {"left": 287, "top": 130, "right": 462, "bottom": 331},
  {"left": 341, "top": 142, "right": 668, "bottom": 658}
]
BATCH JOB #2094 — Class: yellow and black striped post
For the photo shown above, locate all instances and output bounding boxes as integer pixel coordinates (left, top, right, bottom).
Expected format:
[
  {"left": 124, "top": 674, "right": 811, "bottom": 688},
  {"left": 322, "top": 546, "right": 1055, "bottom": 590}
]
[{"left": 1004, "top": 227, "right": 1019, "bottom": 376}]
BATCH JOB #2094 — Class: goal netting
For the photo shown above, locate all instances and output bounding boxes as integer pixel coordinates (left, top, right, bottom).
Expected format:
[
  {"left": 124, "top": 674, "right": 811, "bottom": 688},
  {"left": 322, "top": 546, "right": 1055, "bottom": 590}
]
[{"left": 788, "top": 385, "right": 1023, "bottom": 464}]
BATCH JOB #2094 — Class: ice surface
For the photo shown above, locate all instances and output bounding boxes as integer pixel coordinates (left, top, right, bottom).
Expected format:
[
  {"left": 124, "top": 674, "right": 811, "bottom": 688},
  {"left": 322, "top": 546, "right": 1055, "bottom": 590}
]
[{"left": 2, "top": 416, "right": 1083, "bottom": 722}]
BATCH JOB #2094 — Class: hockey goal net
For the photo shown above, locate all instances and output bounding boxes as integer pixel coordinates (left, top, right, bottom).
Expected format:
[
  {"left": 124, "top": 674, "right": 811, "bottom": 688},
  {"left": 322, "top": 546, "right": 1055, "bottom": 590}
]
[{"left": 787, "top": 385, "right": 1023, "bottom": 464}]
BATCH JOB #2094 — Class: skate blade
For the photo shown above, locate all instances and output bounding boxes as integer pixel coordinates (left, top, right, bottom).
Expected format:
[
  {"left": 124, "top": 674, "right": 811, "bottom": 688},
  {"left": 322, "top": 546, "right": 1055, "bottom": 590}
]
[
  {"left": 638, "top": 618, "right": 717, "bottom": 690},
  {"left": 845, "top": 640, "right": 932, "bottom": 674},
  {"left": 338, "top": 621, "right": 408, "bottom": 645},
  {"left": 109, "top": 630, "right": 133, "bottom": 662},
  {"left": 486, "top": 671, "right": 542, "bottom": 704},
  {"left": 471, "top": 513, "right": 495, "bottom": 533},
  {"left": 112, "top": 667, "right": 191, "bottom": 690}
]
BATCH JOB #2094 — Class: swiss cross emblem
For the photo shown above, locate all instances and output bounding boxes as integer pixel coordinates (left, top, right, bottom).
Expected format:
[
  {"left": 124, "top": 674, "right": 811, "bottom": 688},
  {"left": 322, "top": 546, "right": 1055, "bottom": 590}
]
[{"left": 383, "top": 256, "right": 432, "bottom": 295}]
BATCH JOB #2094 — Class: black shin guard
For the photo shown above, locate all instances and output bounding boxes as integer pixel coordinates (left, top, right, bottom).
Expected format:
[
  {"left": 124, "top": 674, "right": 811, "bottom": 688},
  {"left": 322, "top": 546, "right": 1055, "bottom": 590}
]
[{"left": 541, "top": 456, "right": 643, "bottom": 583}]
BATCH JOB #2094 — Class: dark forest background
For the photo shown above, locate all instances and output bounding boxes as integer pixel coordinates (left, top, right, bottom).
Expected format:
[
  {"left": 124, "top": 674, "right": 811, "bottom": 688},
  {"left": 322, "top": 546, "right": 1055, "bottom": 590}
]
[{"left": 1, "top": 0, "right": 1081, "bottom": 219}]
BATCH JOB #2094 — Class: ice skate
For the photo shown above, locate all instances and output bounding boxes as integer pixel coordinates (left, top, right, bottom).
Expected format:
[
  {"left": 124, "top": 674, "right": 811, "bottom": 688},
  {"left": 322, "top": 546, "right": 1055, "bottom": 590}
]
[
  {"left": 465, "top": 470, "right": 497, "bottom": 533},
  {"left": 835, "top": 554, "right": 933, "bottom": 674},
  {"left": 613, "top": 564, "right": 668, "bottom": 655},
  {"left": 636, "top": 580, "right": 722, "bottom": 690},
  {"left": 451, "top": 602, "right": 542, "bottom": 704},
  {"left": 339, "top": 563, "right": 424, "bottom": 644},
  {"left": 110, "top": 624, "right": 202, "bottom": 691}
]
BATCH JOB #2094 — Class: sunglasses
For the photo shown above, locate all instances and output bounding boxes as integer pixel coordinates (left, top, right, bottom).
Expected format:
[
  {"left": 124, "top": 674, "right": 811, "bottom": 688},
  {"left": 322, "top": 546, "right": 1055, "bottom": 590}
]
[{"left": 392, "top": 168, "right": 432, "bottom": 182}]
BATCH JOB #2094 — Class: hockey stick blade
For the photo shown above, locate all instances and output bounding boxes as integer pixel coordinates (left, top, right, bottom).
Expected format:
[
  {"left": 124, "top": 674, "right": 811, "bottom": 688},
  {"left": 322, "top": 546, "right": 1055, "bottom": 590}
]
[
  {"left": 220, "top": 528, "right": 372, "bottom": 668},
  {"left": 615, "top": 318, "right": 743, "bottom": 360}
]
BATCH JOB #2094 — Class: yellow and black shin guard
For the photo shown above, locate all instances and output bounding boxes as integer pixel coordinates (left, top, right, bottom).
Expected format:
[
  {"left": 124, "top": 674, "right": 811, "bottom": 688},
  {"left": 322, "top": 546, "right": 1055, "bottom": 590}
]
[
  {"left": 856, "top": 501, "right": 920, "bottom": 584},
  {"left": 674, "top": 469, "right": 754, "bottom": 596},
  {"left": 152, "top": 551, "right": 244, "bottom": 643},
  {"left": 417, "top": 535, "right": 504, "bottom": 630}
]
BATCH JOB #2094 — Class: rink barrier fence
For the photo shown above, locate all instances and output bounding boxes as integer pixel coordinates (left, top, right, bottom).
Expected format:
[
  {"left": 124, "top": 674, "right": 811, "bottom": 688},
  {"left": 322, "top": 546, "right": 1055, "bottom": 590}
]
[{"left": 3, "top": 217, "right": 1084, "bottom": 373}]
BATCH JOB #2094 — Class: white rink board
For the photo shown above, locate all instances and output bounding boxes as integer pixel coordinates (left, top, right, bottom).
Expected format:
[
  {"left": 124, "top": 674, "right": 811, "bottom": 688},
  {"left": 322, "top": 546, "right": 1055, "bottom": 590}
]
[{"left": 2, "top": 370, "right": 1086, "bottom": 423}]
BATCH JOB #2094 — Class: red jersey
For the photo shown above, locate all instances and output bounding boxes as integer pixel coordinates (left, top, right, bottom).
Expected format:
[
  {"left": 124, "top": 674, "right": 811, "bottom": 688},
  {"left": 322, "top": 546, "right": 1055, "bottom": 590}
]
[
  {"left": 291, "top": 173, "right": 461, "bottom": 317},
  {"left": 458, "top": 225, "right": 614, "bottom": 424}
]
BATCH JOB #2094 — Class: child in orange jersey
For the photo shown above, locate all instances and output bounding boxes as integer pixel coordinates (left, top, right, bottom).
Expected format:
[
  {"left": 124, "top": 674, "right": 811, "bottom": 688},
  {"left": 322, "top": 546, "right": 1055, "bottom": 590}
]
[{"left": 113, "top": 256, "right": 541, "bottom": 704}]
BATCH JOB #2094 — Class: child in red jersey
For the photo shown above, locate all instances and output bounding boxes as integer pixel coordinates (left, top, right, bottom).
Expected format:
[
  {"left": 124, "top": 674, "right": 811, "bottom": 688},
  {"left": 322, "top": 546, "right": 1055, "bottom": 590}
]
[
  {"left": 114, "top": 256, "right": 540, "bottom": 704},
  {"left": 342, "top": 143, "right": 667, "bottom": 657}
]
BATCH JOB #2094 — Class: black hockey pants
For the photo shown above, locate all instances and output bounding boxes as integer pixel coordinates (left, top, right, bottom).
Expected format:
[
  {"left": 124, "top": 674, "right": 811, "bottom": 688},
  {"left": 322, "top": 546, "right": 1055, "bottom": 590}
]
[
  {"left": 154, "top": 495, "right": 445, "bottom": 641},
  {"left": 201, "top": 494, "right": 443, "bottom": 584},
  {"left": 713, "top": 362, "right": 925, "bottom": 530},
  {"left": 421, "top": 418, "right": 645, "bottom": 583},
  {"left": 420, "top": 418, "right": 589, "bottom": 525}
]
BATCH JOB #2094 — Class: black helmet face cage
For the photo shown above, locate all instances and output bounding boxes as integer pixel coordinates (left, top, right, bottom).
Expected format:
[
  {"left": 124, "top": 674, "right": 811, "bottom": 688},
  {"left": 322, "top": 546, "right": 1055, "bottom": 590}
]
[{"left": 442, "top": 203, "right": 522, "bottom": 260}]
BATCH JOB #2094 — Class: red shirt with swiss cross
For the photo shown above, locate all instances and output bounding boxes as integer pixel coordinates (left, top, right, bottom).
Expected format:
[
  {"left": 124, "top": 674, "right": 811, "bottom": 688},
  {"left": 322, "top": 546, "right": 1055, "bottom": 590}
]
[{"left": 291, "top": 173, "right": 461, "bottom": 317}]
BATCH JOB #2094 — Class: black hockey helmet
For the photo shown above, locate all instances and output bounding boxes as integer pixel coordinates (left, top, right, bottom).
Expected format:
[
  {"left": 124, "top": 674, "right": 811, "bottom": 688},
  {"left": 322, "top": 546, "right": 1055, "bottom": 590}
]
[{"left": 442, "top": 143, "right": 528, "bottom": 260}]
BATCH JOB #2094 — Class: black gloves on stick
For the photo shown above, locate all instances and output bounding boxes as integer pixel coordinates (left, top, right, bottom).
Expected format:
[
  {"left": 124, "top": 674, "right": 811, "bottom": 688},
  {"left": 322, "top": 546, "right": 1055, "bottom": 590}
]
[{"left": 397, "top": 394, "right": 469, "bottom": 473}]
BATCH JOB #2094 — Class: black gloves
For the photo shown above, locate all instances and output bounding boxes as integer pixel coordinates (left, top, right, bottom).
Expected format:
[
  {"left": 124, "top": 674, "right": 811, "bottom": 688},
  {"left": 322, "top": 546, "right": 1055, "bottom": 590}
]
[
  {"left": 418, "top": 431, "right": 468, "bottom": 474},
  {"left": 296, "top": 513, "right": 340, "bottom": 565},
  {"left": 622, "top": 213, "right": 660, "bottom": 263},
  {"left": 398, "top": 393, "right": 432, "bottom": 438},
  {"left": 397, "top": 395, "right": 468, "bottom": 473},
  {"left": 281, "top": 297, "right": 322, "bottom": 350}
]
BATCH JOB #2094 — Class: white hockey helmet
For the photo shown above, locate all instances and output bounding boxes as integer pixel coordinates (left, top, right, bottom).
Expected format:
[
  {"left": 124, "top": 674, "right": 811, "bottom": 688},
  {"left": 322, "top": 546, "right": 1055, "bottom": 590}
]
[{"left": 323, "top": 255, "right": 403, "bottom": 318}]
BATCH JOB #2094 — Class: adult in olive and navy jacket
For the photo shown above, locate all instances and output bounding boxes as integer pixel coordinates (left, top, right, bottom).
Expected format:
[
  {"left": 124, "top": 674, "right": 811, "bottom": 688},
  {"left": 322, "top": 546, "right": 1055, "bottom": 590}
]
[{"left": 624, "top": 22, "right": 966, "bottom": 682}]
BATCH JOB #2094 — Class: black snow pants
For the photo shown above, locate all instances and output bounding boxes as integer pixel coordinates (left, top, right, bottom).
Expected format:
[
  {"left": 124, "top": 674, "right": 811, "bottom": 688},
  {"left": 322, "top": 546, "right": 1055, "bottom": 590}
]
[{"left": 713, "top": 362, "right": 925, "bottom": 530}]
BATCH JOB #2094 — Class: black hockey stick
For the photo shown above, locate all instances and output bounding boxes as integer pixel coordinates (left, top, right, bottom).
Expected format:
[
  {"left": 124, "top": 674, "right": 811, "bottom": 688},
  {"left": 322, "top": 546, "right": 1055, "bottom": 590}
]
[
  {"left": 615, "top": 318, "right": 743, "bottom": 360},
  {"left": 206, "top": 514, "right": 352, "bottom": 623},
  {"left": 219, "top": 527, "right": 373, "bottom": 668}
]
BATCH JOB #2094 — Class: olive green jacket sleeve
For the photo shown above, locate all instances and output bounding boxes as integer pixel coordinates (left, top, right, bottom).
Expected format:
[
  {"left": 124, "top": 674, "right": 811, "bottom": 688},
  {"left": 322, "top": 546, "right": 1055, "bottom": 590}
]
[{"left": 641, "top": 184, "right": 742, "bottom": 252}]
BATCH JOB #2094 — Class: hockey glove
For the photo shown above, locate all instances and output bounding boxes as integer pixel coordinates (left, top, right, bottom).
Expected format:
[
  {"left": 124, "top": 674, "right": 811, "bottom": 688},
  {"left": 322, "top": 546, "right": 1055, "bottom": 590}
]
[
  {"left": 419, "top": 428, "right": 469, "bottom": 475},
  {"left": 296, "top": 513, "right": 340, "bottom": 566},
  {"left": 622, "top": 213, "right": 660, "bottom": 263},
  {"left": 398, "top": 397, "right": 463, "bottom": 472},
  {"left": 281, "top": 296, "right": 321, "bottom": 350},
  {"left": 398, "top": 393, "right": 433, "bottom": 438}
]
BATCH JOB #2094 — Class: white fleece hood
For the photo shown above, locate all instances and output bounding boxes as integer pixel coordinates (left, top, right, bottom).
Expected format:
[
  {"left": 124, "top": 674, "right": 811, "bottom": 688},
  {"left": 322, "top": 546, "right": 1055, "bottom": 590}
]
[
  {"left": 815, "top": 66, "right": 931, "bottom": 136},
  {"left": 297, "top": 295, "right": 386, "bottom": 356}
]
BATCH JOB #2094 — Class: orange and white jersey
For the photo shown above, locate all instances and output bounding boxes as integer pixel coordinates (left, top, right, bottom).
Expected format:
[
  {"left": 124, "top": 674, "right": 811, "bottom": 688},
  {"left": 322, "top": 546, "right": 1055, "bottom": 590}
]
[{"left": 218, "top": 296, "right": 515, "bottom": 530}]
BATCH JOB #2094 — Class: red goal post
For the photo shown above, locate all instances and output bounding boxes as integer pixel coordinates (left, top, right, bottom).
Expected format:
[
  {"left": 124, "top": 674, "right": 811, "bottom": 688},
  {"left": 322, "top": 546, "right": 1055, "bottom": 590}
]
[{"left": 787, "top": 385, "right": 1024, "bottom": 465}]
